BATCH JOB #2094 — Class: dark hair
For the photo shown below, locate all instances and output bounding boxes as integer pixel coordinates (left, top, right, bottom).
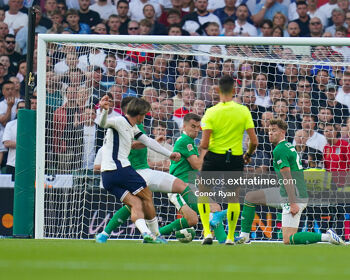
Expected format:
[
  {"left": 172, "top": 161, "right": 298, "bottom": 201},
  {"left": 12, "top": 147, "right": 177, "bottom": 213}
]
[
  {"left": 184, "top": 113, "right": 201, "bottom": 123},
  {"left": 126, "top": 98, "right": 151, "bottom": 117},
  {"left": 117, "top": 0, "right": 129, "bottom": 7},
  {"left": 296, "top": 1, "right": 307, "bottom": 7},
  {"left": 1, "top": 80, "right": 14, "bottom": 90},
  {"left": 273, "top": 98, "right": 288, "bottom": 106},
  {"left": 4, "top": 34, "right": 15, "bottom": 40},
  {"left": 219, "top": 75, "right": 234, "bottom": 95},
  {"left": 269, "top": 118, "right": 288, "bottom": 131},
  {"left": 167, "top": 8, "right": 181, "bottom": 17},
  {"left": 261, "top": 19, "right": 273, "bottom": 28},
  {"left": 121, "top": 96, "right": 136, "bottom": 110}
]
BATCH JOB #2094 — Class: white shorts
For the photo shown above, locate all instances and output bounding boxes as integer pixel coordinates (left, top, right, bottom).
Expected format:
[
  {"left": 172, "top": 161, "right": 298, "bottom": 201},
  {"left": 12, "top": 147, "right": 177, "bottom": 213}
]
[
  {"left": 136, "top": 168, "right": 176, "bottom": 193},
  {"left": 263, "top": 188, "right": 308, "bottom": 228}
]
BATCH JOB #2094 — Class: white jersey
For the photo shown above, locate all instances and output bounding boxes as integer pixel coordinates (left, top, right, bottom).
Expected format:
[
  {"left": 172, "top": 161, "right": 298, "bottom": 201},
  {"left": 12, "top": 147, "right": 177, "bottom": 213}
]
[{"left": 101, "top": 115, "right": 143, "bottom": 171}]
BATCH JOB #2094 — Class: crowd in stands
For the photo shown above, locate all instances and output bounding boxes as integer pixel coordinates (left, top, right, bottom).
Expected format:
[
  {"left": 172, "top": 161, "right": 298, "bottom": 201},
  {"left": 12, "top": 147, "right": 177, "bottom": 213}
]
[{"left": 0, "top": 0, "right": 350, "bottom": 186}]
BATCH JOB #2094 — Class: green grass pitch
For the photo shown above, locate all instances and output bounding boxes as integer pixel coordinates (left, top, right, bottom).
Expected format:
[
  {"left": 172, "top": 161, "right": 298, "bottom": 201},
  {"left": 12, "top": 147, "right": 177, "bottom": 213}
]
[{"left": 0, "top": 239, "right": 349, "bottom": 280}]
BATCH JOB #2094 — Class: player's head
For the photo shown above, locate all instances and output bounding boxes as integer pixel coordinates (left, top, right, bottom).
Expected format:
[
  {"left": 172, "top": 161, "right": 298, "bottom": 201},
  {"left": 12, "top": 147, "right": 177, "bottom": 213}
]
[
  {"left": 219, "top": 75, "right": 235, "bottom": 96},
  {"left": 268, "top": 118, "right": 288, "bottom": 145},
  {"left": 183, "top": 113, "right": 201, "bottom": 139},
  {"left": 126, "top": 97, "right": 151, "bottom": 124},
  {"left": 121, "top": 96, "right": 136, "bottom": 114}
]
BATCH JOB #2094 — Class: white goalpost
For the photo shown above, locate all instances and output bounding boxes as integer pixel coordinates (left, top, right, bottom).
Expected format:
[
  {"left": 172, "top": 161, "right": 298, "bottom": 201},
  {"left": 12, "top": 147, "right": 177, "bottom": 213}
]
[{"left": 36, "top": 34, "right": 350, "bottom": 240}]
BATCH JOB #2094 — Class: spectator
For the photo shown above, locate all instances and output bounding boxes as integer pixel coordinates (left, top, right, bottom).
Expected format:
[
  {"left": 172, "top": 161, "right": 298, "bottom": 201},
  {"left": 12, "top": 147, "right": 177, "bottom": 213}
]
[
  {"left": 147, "top": 120, "right": 173, "bottom": 172},
  {"left": 296, "top": 114, "right": 327, "bottom": 152},
  {"left": 336, "top": 71, "right": 350, "bottom": 110},
  {"left": 64, "top": 9, "right": 91, "bottom": 34},
  {"left": 237, "top": 61, "right": 255, "bottom": 95},
  {"left": 16, "top": 6, "right": 47, "bottom": 55},
  {"left": 152, "top": 55, "right": 174, "bottom": 91},
  {"left": 100, "top": 54, "right": 117, "bottom": 89},
  {"left": 287, "top": 21, "right": 301, "bottom": 37},
  {"left": 115, "top": 68, "right": 137, "bottom": 98},
  {"left": 4, "top": 0, "right": 28, "bottom": 35},
  {"left": 8, "top": 76, "right": 21, "bottom": 98},
  {"left": 309, "top": 17, "right": 324, "bottom": 37},
  {"left": 0, "top": 22, "right": 9, "bottom": 41},
  {"left": 325, "top": 8, "right": 346, "bottom": 36},
  {"left": 30, "top": 95, "right": 37, "bottom": 111},
  {"left": 78, "top": 0, "right": 101, "bottom": 28},
  {"left": 282, "top": 88, "right": 297, "bottom": 108},
  {"left": 78, "top": 48, "right": 106, "bottom": 72},
  {"left": 107, "top": 14, "right": 120, "bottom": 35},
  {"left": 325, "top": 82, "right": 349, "bottom": 125},
  {"left": 143, "top": 4, "right": 167, "bottom": 35},
  {"left": 86, "top": 66, "right": 108, "bottom": 106},
  {"left": 181, "top": 0, "right": 222, "bottom": 36},
  {"left": 259, "top": 19, "right": 273, "bottom": 36},
  {"left": 2, "top": 100, "right": 25, "bottom": 180},
  {"left": 254, "top": 73, "right": 272, "bottom": 108},
  {"left": 292, "top": 1, "right": 310, "bottom": 37},
  {"left": 279, "top": 63, "right": 298, "bottom": 90},
  {"left": 159, "top": 0, "right": 188, "bottom": 27},
  {"left": 197, "top": 60, "right": 221, "bottom": 106},
  {"left": 332, "top": 26, "right": 350, "bottom": 62},
  {"left": 159, "top": 98, "right": 180, "bottom": 141},
  {"left": 89, "top": 0, "right": 117, "bottom": 21},
  {"left": 222, "top": 59, "right": 235, "bottom": 78},
  {"left": 46, "top": 9, "right": 67, "bottom": 34},
  {"left": 81, "top": 106, "right": 98, "bottom": 170},
  {"left": 213, "top": 0, "right": 237, "bottom": 26},
  {"left": 308, "top": 0, "right": 327, "bottom": 27},
  {"left": 54, "top": 51, "right": 81, "bottom": 75},
  {"left": 273, "top": 98, "right": 296, "bottom": 142},
  {"left": 116, "top": 0, "right": 131, "bottom": 35},
  {"left": 57, "top": 1, "right": 68, "bottom": 17},
  {"left": 242, "top": 88, "right": 266, "bottom": 128},
  {"left": 252, "top": 0, "right": 288, "bottom": 27},
  {"left": 272, "top": 11, "right": 287, "bottom": 31},
  {"left": 0, "top": 7, "right": 5, "bottom": 22},
  {"left": 93, "top": 22, "right": 107, "bottom": 34},
  {"left": 317, "top": 107, "right": 335, "bottom": 132},
  {"left": 323, "top": 122, "right": 350, "bottom": 187},
  {"left": 40, "top": 0, "right": 55, "bottom": 29},
  {"left": 294, "top": 129, "right": 323, "bottom": 169},
  {"left": 129, "top": 0, "right": 161, "bottom": 22},
  {"left": 0, "top": 55, "right": 13, "bottom": 78},
  {"left": 173, "top": 87, "right": 195, "bottom": 128},
  {"left": 318, "top": 0, "right": 339, "bottom": 23},
  {"left": 234, "top": 4, "right": 257, "bottom": 36},
  {"left": 96, "top": 91, "right": 121, "bottom": 121},
  {"left": 337, "top": 0, "right": 350, "bottom": 14},
  {"left": 127, "top": 20, "right": 141, "bottom": 36},
  {"left": 221, "top": 17, "right": 235, "bottom": 36}
]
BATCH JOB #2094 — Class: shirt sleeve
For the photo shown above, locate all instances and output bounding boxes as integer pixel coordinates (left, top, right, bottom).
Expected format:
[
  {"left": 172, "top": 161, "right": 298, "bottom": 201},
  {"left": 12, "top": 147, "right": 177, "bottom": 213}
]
[
  {"left": 176, "top": 138, "right": 197, "bottom": 159},
  {"left": 274, "top": 148, "right": 290, "bottom": 170},
  {"left": 2, "top": 122, "right": 13, "bottom": 143},
  {"left": 201, "top": 110, "right": 213, "bottom": 130},
  {"left": 133, "top": 125, "right": 143, "bottom": 139},
  {"left": 244, "top": 107, "right": 255, "bottom": 130}
]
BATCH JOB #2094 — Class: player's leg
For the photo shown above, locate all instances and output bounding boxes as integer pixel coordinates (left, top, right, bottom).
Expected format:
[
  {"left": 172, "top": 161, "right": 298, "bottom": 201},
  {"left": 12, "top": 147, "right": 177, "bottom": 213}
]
[
  {"left": 209, "top": 203, "right": 227, "bottom": 243},
  {"left": 236, "top": 189, "right": 267, "bottom": 244}
]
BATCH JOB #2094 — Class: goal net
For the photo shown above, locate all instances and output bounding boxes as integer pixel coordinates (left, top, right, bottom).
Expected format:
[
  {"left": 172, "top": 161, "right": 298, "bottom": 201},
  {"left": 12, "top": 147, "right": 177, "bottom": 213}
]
[{"left": 36, "top": 35, "right": 350, "bottom": 240}]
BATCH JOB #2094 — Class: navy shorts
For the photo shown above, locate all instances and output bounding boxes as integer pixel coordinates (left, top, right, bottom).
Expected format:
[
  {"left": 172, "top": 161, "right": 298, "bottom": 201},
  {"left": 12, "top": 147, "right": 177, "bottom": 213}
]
[{"left": 102, "top": 166, "right": 147, "bottom": 202}]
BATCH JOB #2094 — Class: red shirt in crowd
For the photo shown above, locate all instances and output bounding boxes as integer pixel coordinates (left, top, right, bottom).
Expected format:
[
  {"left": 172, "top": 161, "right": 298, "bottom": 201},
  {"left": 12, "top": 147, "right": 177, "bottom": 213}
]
[{"left": 323, "top": 139, "right": 350, "bottom": 171}]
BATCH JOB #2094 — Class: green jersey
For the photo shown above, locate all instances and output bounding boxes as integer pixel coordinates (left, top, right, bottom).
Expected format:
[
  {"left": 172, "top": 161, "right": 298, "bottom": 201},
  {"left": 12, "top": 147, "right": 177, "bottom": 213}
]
[
  {"left": 170, "top": 133, "right": 198, "bottom": 183},
  {"left": 128, "top": 124, "right": 149, "bottom": 170},
  {"left": 273, "top": 140, "right": 308, "bottom": 199}
]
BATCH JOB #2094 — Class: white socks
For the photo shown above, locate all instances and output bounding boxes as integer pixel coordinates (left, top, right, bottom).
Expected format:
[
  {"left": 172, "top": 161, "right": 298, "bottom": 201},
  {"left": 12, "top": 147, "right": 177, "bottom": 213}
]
[
  {"left": 146, "top": 217, "right": 160, "bottom": 236},
  {"left": 135, "top": 219, "right": 152, "bottom": 235}
]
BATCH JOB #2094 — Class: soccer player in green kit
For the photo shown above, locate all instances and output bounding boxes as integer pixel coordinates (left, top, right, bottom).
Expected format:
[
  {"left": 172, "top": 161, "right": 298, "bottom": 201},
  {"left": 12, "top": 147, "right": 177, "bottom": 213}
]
[
  {"left": 236, "top": 119, "right": 345, "bottom": 245},
  {"left": 96, "top": 97, "right": 199, "bottom": 243}
]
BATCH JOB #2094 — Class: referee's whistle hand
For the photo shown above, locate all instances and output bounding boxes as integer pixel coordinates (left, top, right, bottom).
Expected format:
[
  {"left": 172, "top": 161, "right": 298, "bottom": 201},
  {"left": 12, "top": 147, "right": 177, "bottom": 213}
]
[
  {"left": 170, "top": 152, "right": 181, "bottom": 162},
  {"left": 243, "top": 153, "right": 252, "bottom": 165}
]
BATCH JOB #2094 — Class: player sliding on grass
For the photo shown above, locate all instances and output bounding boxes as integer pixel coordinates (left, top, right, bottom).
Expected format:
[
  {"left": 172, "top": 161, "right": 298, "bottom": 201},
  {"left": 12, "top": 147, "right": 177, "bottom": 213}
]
[
  {"left": 236, "top": 118, "right": 346, "bottom": 245},
  {"left": 96, "top": 97, "right": 199, "bottom": 243},
  {"left": 97, "top": 95, "right": 181, "bottom": 244}
]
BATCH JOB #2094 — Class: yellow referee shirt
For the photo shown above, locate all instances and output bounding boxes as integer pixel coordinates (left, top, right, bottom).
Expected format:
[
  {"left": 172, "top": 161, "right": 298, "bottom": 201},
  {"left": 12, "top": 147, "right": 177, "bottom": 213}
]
[{"left": 201, "top": 101, "right": 254, "bottom": 155}]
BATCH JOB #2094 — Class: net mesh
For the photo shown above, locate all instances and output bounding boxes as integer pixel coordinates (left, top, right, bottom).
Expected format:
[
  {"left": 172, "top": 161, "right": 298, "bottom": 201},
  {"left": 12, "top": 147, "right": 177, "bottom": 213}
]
[{"left": 40, "top": 40, "right": 350, "bottom": 240}]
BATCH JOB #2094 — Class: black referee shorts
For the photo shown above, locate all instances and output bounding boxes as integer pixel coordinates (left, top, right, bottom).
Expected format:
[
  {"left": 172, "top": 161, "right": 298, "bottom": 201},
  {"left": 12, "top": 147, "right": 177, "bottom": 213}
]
[{"left": 202, "top": 151, "right": 244, "bottom": 172}]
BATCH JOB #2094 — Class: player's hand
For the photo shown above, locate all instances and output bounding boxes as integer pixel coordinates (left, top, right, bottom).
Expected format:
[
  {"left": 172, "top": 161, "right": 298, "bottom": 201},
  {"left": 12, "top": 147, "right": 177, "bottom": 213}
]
[
  {"left": 243, "top": 153, "right": 252, "bottom": 164},
  {"left": 99, "top": 95, "right": 110, "bottom": 111},
  {"left": 170, "top": 152, "right": 181, "bottom": 162},
  {"left": 155, "top": 135, "right": 166, "bottom": 143},
  {"left": 6, "top": 97, "right": 15, "bottom": 108},
  {"left": 290, "top": 203, "right": 300, "bottom": 216}
]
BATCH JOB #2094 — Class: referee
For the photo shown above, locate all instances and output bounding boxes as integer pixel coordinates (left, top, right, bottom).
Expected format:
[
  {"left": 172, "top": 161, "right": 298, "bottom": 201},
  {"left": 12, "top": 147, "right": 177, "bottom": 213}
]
[{"left": 199, "top": 75, "right": 258, "bottom": 245}]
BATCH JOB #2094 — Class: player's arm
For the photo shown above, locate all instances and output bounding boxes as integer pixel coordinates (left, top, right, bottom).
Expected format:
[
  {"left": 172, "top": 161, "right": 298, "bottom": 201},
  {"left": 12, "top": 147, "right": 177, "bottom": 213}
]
[
  {"left": 280, "top": 166, "right": 299, "bottom": 216},
  {"left": 131, "top": 136, "right": 166, "bottom": 149},
  {"left": 97, "top": 95, "right": 115, "bottom": 129},
  {"left": 187, "top": 151, "right": 206, "bottom": 170},
  {"left": 137, "top": 134, "right": 181, "bottom": 161},
  {"left": 243, "top": 128, "right": 258, "bottom": 164}
]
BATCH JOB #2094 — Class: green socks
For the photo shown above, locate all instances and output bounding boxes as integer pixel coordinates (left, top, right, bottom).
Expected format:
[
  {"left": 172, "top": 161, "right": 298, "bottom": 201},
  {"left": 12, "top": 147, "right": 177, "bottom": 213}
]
[
  {"left": 104, "top": 205, "right": 131, "bottom": 235},
  {"left": 289, "top": 232, "right": 322, "bottom": 245},
  {"left": 181, "top": 186, "right": 199, "bottom": 213},
  {"left": 159, "top": 218, "right": 189, "bottom": 235},
  {"left": 214, "top": 223, "right": 227, "bottom": 243},
  {"left": 241, "top": 200, "right": 256, "bottom": 234}
]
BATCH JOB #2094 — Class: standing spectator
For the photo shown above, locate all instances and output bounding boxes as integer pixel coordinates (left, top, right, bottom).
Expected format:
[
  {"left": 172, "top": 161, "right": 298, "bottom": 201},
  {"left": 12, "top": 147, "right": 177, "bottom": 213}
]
[
  {"left": 89, "top": 0, "right": 117, "bottom": 21},
  {"left": 81, "top": 106, "right": 98, "bottom": 170},
  {"left": 152, "top": 55, "right": 175, "bottom": 91},
  {"left": 319, "top": 0, "right": 339, "bottom": 22},
  {"left": 325, "top": 83, "right": 349, "bottom": 125},
  {"left": 107, "top": 14, "right": 120, "bottom": 35},
  {"left": 272, "top": 98, "right": 296, "bottom": 142},
  {"left": 309, "top": 17, "right": 324, "bottom": 37},
  {"left": 336, "top": 71, "right": 350, "bottom": 110},
  {"left": 158, "top": 0, "right": 188, "bottom": 27},
  {"left": 181, "top": 0, "right": 222, "bottom": 36},
  {"left": 115, "top": 68, "right": 137, "bottom": 98},
  {"left": 2, "top": 100, "right": 25, "bottom": 180},
  {"left": 159, "top": 98, "right": 180, "bottom": 141},
  {"left": 173, "top": 87, "right": 195, "bottom": 128},
  {"left": 57, "top": 1, "right": 68, "bottom": 18},
  {"left": 313, "top": 69, "right": 330, "bottom": 106},
  {"left": 332, "top": 26, "right": 350, "bottom": 61},
  {"left": 213, "top": 0, "right": 237, "bottom": 26},
  {"left": 242, "top": 88, "right": 266, "bottom": 128},
  {"left": 87, "top": 66, "right": 108, "bottom": 106},
  {"left": 43, "top": 0, "right": 57, "bottom": 19},
  {"left": 78, "top": 0, "right": 101, "bottom": 28},
  {"left": 143, "top": 4, "right": 167, "bottom": 35},
  {"left": 252, "top": 0, "right": 288, "bottom": 27},
  {"left": 4, "top": 0, "right": 28, "bottom": 35},
  {"left": 100, "top": 53, "right": 117, "bottom": 89},
  {"left": 197, "top": 60, "right": 221, "bottom": 106},
  {"left": 308, "top": 0, "right": 327, "bottom": 27},
  {"left": 254, "top": 73, "right": 272, "bottom": 108},
  {"left": 292, "top": 1, "right": 310, "bottom": 37},
  {"left": 325, "top": 8, "right": 346, "bottom": 36},
  {"left": 129, "top": 0, "right": 162, "bottom": 22},
  {"left": 317, "top": 107, "right": 335, "bottom": 132},
  {"left": 234, "top": 4, "right": 258, "bottom": 36},
  {"left": 117, "top": 0, "right": 131, "bottom": 35},
  {"left": 64, "top": 9, "right": 91, "bottom": 34},
  {"left": 46, "top": 9, "right": 67, "bottom": 34},
  {"left": 16, "top": 6, "right": 47, "bottom": 55},
  {"left": 4, "top": 34, "right": 22, "bottom": 75}
]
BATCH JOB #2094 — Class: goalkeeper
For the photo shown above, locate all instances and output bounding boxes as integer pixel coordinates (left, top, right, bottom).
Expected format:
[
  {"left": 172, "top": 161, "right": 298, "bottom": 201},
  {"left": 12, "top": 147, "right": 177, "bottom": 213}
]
[
  {"left": 236, "top": 118, "right": 345, "bottom": 245},
  {"left": 96, "top": 97, "right": 199, "bottom": 243}
]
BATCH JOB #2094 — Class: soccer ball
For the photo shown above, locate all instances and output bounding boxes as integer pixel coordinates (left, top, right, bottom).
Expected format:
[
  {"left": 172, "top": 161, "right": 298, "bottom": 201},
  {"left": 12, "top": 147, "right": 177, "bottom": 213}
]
[{"left": 175, "top": 227, "right": 195, "bottom": 243}]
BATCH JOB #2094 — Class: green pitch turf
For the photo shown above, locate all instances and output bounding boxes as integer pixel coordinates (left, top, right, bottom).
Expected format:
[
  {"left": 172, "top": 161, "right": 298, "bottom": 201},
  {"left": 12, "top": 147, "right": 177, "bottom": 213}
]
[{"left": 0, "top": 239, "right": 348, "bottom": 280}]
